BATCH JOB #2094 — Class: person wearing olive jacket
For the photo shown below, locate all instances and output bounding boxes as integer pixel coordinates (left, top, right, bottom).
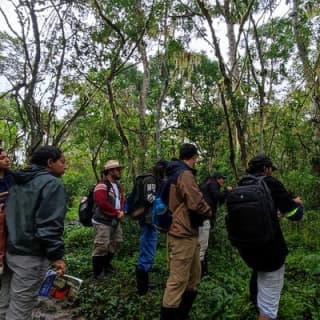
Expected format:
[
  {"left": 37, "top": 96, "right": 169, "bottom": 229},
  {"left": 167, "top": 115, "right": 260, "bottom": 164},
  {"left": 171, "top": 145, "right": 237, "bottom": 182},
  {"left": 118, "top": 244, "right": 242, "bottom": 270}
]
[
  {"left": 160, "top": 143, "right": 211, "bottom": 320},
  {"left": 0, "top": 146, "right": 68, "bottom": 320}
]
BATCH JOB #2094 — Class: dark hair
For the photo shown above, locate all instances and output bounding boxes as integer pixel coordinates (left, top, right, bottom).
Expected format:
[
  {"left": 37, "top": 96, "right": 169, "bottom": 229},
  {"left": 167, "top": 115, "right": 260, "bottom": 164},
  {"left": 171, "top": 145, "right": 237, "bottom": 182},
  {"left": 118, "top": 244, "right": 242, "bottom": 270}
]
[
  {"left": 30, "top": 145, "right": 63, "bottom": 167},
  {"left": 247, "top": 154, "right": 276, "bottom": 174},
  {"left": 0, "top": 148, "right": 4, "bottom": 154},
  {"left": 179, "top": 143, "right": 198, "bottom": 160}
]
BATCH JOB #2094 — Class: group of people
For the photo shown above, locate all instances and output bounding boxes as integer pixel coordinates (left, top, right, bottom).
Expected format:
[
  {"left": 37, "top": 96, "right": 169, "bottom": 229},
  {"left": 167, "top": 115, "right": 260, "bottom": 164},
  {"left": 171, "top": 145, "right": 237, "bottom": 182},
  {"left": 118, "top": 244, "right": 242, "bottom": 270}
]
[
  {"left": 88, "top": 143, "right": 303, "bottom": 320},
  {"left": 0, "top": 142, "right": 303, "bottom": 320}
]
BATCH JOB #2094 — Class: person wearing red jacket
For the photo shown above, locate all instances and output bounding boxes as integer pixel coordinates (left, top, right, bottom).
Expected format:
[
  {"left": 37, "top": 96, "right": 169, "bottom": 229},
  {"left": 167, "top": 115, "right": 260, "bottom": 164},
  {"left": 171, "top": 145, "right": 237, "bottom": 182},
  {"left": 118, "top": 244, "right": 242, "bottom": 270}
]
[
  {"left": 0, "top": 148, "right": 14, "bottom": 278},
  {"left": 91, "top": 160, "right": 125, "bottom": 279}
]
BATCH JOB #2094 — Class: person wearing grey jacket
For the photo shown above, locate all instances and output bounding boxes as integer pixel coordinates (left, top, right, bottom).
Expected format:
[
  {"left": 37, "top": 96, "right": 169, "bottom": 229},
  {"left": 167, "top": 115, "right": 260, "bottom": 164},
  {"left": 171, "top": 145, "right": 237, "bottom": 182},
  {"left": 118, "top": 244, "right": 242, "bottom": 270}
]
[{"left": 0, "top": 145, "right": 68, "bottom": 320}]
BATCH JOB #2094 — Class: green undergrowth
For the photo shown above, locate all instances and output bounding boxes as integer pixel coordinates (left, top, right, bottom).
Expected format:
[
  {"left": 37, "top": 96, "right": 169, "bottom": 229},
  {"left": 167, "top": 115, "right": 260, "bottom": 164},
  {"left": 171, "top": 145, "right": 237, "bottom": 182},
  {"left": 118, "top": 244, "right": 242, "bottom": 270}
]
[{"left": 63, "top": 209, "right": 320, "bottom": 319}]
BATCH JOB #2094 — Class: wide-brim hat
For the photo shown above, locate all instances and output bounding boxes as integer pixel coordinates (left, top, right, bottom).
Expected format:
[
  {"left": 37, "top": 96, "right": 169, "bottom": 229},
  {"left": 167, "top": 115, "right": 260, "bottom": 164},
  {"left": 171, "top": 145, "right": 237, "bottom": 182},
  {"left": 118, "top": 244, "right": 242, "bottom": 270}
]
[{"left": 104, "top": 160, "right": 123, "bottom": 171}]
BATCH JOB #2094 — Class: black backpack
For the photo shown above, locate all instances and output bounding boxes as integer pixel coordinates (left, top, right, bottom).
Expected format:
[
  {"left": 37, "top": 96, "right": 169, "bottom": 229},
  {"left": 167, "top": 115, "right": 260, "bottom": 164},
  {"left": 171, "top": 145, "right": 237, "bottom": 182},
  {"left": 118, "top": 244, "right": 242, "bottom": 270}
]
[
  {"left": 126, "top": 174, "right": 157, "bottom": 219},
  {"left": 78, "top": 181, "right": 111, "bottom": 227},
  {"left": 225, "top": 174, "right": 276, "bottom": 249},
  {"left": 78, "top": 186, "right": 95, "bottom": 227}
]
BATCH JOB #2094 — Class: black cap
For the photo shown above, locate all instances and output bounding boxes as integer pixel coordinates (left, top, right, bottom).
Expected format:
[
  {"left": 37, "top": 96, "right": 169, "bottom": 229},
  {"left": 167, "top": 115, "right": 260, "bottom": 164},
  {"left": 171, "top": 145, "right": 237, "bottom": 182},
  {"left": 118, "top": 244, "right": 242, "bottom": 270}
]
[
  {"left": 248, "top": 154, "right": 277, "bottom": 173},
  {"left": 212, "top": 171, "right": 226, "bottom": 179}
]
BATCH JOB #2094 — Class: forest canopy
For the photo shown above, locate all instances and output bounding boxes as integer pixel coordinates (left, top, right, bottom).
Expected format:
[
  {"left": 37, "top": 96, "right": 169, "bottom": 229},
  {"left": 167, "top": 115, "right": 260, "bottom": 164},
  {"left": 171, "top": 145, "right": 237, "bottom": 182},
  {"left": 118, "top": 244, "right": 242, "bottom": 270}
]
[
  {"left": 1, "top": 1, "right": 320, "bottom": 320},
  {"left": 0, "top": 0, "right": 319, "bottom": 195}
]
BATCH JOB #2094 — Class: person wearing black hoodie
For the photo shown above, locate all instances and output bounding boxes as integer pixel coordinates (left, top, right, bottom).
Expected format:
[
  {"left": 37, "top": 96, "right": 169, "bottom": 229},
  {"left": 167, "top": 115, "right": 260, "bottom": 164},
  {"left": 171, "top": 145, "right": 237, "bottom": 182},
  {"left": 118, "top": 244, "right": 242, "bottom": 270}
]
[
  {"left": 198, "top": 172, "right": 232, "bottom": 277},
  {"left": 0, "top": 146, "right": 67, "bottom": 320},
  {"left": 238, "top": 155, "right": 303, "bottom": 320}
]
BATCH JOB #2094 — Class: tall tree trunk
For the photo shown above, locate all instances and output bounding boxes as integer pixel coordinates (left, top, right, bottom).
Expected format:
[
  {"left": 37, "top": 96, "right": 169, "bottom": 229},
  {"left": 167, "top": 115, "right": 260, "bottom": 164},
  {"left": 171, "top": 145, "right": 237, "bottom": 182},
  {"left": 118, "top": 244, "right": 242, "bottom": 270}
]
[
  {"left": 135, "top": 0, "right": 150, "bottom": 172},
  {"left": 292, "top": 0, "right": 320, "bottom": 176},
  {"left": 106, "top": 79, "right": 134, "bottom": 177},
  {"left": 197, "top": 0, "right": 254, "bottom": 175}
]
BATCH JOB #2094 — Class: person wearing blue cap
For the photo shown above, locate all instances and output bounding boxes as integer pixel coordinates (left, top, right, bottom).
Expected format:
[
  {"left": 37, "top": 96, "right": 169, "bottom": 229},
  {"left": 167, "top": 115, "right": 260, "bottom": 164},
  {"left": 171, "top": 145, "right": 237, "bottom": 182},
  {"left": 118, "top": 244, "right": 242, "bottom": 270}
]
[{"left": 199, "top": 171, "right": 232, "bottom": 277}]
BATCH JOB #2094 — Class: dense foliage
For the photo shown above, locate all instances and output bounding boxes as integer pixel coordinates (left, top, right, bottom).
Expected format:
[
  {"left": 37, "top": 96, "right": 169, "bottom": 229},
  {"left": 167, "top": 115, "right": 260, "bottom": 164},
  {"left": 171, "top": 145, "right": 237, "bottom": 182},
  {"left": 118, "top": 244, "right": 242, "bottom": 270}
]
[{"left": 1, "top": 1, "right": 320, "bottom": 319}]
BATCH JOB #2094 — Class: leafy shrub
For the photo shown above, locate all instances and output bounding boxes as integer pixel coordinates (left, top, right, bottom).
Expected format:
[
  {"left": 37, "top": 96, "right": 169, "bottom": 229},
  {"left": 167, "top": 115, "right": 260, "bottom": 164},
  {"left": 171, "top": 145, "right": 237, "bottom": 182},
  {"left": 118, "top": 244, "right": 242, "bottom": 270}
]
[{"left": 281, "top": 170, "right": 320, "bottom": 209}]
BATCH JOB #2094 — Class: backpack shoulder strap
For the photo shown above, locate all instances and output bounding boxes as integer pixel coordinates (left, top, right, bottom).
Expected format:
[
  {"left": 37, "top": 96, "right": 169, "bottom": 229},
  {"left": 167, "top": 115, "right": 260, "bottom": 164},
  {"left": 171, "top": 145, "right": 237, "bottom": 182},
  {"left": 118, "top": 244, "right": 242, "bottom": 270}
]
[{"left": 238, "top": 174, "right": 260, "bottom": 186}]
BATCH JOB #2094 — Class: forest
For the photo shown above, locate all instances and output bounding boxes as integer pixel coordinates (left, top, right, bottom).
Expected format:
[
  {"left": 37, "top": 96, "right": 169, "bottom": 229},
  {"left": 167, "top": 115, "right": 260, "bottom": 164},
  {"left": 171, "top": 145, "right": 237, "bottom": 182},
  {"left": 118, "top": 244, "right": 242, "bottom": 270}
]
[{"left": 0, "top": 0, "right": 319, "bottom": 319}]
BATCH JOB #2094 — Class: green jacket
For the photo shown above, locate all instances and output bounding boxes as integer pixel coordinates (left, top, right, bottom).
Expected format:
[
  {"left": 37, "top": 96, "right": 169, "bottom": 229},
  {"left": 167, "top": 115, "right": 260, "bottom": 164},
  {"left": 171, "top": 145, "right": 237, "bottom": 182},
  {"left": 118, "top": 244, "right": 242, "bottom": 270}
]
[{"left": 5, "top": 165, "right": 66, "bottom": 261}]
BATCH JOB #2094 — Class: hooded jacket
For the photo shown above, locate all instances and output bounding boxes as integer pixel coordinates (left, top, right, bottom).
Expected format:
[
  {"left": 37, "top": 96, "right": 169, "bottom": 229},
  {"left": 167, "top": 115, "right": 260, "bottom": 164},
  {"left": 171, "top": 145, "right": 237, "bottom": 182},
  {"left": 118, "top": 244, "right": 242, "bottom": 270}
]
[
  {"left": 200, "top": 176, "right": 227, "bottom": 219},
  {"left": 0, "top": 170, "right": 14, "bottom": 205},
  {"left": 167, "top": 160, "right": 211, "bottom": 238},
  {"left": 5, "top": 165, "right": 66, "bottom": 261}
]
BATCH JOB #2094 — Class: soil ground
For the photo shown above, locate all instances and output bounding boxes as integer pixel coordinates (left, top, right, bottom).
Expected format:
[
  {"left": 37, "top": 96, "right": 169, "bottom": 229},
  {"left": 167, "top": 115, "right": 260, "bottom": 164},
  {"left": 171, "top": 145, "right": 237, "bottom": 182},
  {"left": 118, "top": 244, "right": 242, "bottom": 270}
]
[{"left": 32, "top": 297, "right": 85, "bottom": 320}]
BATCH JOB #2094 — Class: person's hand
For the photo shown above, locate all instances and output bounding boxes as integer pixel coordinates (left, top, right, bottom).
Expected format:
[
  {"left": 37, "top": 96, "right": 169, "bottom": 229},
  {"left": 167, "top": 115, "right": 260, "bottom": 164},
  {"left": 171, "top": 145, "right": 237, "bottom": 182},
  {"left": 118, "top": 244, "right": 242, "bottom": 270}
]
[
  {"left": 0, "top": 192, "right": 8, "bottom": 201},
  {"left": 277, "top": 210, "right": 283, "bottom": 219},
  {"left": 226, "top": 186, "right": 233, "bottom": 192},
  {"left": 117, "top": 210, "right": 124, "bottom": 219},
  {"left": 52, "top": 259, "right": 66, "bottom": 277},
  {"left": 293, "top": 196, "right": 303, "bottom": 206}
]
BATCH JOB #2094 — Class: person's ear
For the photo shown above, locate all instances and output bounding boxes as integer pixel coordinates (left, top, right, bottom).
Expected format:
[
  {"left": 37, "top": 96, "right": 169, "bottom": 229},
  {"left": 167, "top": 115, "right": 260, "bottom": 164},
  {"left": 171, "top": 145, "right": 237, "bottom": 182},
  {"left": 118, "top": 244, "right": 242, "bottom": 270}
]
[{"left": 47, "top": 158, "right": 54, "bottom": 168}]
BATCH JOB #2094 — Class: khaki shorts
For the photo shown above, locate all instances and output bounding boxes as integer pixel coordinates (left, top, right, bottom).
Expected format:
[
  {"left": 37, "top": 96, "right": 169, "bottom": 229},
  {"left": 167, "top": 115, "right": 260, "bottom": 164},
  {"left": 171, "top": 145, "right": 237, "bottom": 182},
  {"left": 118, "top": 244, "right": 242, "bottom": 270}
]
[{"left": 92, "top": 222, "right": 123, "bottom": 256}]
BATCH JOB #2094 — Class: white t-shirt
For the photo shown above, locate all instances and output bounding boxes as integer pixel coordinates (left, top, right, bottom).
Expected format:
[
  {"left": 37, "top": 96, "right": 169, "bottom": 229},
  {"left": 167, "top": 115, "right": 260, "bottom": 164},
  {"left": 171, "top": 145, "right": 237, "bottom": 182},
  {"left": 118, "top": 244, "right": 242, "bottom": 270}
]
[{"left": 111, "top": 182, "right": 121, "bottom": 210}]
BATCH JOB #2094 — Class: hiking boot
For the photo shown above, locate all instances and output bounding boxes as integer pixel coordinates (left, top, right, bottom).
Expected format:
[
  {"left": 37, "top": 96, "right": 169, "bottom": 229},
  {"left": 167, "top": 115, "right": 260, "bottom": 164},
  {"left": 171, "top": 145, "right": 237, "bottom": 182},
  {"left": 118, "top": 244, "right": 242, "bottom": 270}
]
[
  {"left": 179, "top": 290, "right": 197, "bottom": 320},
  {"left": 136, "top": 268, "right": 149, "bottom": 295},
  {"left": 92, "top": 256, "right": 104, "bottom": 279},
  {"left": 103, "top": 253, "right": 115, "bottom": 275},
  {"left": 160, "top": 306, "right": 180, "bottom": 320},
  {"left": 200, "top": 259, "right": 208, "bottom": 278}
]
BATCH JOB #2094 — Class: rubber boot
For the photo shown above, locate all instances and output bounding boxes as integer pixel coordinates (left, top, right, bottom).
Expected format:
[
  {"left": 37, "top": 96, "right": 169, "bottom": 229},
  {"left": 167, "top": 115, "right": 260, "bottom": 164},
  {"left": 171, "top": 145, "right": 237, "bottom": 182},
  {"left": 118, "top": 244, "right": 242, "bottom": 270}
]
[
  {"left": 179, "top": 290, "right": 197, "bottom": 320},
  {"left": 136, "top": 268, "right": 149, "bottom": 295},
  {"left": 103, "top": 252, "right": 115, "bottom": 275},
  {"left": 200, "top": 259, "right": 208, "bottom": 278},
  {"left": 249, "top": 270, "right": 258, "bottom": 310},
  {"left": 160, "top": 306, "right": 180, "bottom": 320},
  {"left": 92, "top": 256, "right": 105, "bottom": 279}
]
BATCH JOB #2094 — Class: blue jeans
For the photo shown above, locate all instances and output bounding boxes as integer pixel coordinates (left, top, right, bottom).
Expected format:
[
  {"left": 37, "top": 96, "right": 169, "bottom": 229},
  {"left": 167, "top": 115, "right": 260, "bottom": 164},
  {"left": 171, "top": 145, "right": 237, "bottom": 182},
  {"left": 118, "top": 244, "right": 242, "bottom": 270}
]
[{"left": 137, "top": 223, "right": 158, "bottom": 272}]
